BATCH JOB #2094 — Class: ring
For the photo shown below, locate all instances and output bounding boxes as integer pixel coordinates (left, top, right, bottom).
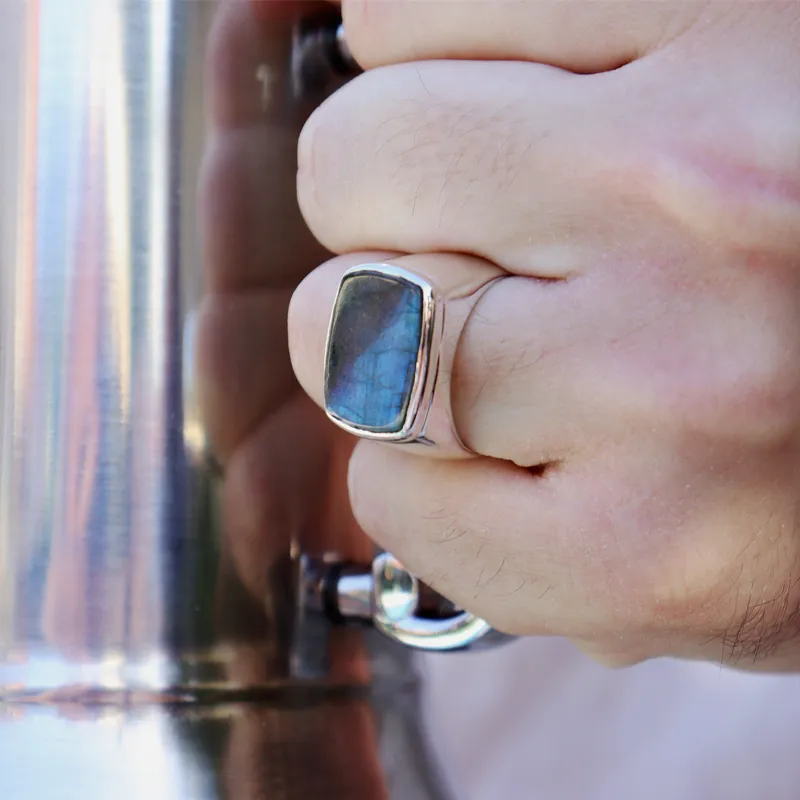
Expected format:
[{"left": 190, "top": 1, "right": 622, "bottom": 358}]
[{"left": 322, "top": 260, "right": 502, "bottom": 456}]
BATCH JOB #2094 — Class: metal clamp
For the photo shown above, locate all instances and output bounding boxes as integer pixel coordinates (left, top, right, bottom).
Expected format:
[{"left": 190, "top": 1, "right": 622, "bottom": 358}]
[
  {"left": 370, "top": 553, "right": 502, "bottom": 651},
  {"left": 311, "top": 553, "right": 514, "bottom": 653}
]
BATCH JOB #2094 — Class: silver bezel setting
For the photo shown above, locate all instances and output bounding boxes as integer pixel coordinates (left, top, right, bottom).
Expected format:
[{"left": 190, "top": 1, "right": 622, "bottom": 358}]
[{"left": 323, "top": 263, "right": 443, "bottom": 443}]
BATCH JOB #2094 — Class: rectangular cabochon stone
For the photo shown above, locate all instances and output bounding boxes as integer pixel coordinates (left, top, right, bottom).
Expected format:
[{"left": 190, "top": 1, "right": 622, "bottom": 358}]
[{"left": 325, "top": 272, "right": 424, "bottom": 433}]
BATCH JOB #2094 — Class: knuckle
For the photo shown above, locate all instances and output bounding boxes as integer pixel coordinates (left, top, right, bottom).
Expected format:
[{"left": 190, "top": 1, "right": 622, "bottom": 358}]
[
  {"left": 678, "top": 313, "right": 800, "bottom": 448},
  {"left": 626, "top": 274, "right": 800, "bottom": 449},
  {"left": 646, "top": 107, "right": 800, "bottom": 257}
]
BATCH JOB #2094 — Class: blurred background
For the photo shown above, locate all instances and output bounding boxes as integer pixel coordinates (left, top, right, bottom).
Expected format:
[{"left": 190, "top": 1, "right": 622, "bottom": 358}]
[{"left": 421, "top": 638, "right": 800, "bottom": 799}]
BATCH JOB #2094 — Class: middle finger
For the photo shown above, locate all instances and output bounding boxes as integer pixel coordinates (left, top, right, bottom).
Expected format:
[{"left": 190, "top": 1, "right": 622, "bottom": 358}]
[{"left": 298, "top": 58, "right": 655, "bottom": 279}]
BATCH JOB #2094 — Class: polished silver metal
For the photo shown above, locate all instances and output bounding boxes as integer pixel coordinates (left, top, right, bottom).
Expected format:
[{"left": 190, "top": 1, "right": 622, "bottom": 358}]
[
  {"left": 305, "top": 554, "right": 514, "bottom": 652},
  {"left": 0, "top": 3, "right": 468, "bottom": 798},
  {"left": 335, "top": 567, "right": 375, "bottom": 621},
  {"left": 324, "top": 263, "right": 502, "bottom": 456},
  {"left": 369, "top": 554, "right": 514, "bottom": 652}
]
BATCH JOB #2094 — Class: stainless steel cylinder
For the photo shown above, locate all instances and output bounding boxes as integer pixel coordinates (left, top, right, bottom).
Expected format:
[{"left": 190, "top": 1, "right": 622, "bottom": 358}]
[{"left": 0, "top": 1, "right": 455, "bottom": 797}]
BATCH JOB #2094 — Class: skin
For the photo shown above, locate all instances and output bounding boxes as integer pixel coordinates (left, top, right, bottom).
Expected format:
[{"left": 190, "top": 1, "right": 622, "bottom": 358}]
[{"left": 199, "top": 0, "right": 800, "bottom": 670}]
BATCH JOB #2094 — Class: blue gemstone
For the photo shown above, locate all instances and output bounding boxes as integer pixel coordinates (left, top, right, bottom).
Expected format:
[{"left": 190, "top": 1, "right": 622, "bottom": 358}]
[{"left": 325, "top": 272, "right": 424, "bottom": 433}]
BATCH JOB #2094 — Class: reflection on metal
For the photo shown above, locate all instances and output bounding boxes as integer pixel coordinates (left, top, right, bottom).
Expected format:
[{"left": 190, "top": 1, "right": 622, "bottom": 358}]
[
  {"left": 0, "top": 1, "right": 506, "bottom": 797},
  {"left": 311, "top": 554, "right": 515, "bottom": 653},
  {"left": 370, "top": 553, "right": 512, "bottom": 652},
  {"left": 0, "top": 0, "right": 211, "bottom": 694},
  {"left": 291, "top": 13, "right": 361, "bottom": 96}
]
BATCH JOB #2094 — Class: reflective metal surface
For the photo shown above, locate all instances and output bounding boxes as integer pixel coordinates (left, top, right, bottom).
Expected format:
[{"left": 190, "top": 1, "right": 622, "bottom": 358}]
[
  {"left": 0, "top": 1, "right": 455, "bottom": 797},
  {"left": 320, "top": 553, "right": 513, "bottom": 652},
  {"left": 0, "top": 0, "right": 220, "bottom": 696}
]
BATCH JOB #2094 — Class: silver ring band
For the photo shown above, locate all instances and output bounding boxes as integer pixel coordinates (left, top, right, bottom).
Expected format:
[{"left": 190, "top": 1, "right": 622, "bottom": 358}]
[{"left": 323, "top": 261, "right": 502, "bottom": 456}]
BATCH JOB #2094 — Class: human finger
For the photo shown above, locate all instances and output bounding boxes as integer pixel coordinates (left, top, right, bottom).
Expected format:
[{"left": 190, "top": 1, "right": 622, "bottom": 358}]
[
  {"left": 345, "top": 441, "right": 606, "bottom": 638},
  {"left": 345, "top": 433, "right": 795, "bottom": 648},
  {"left": 289, "top": 251, "right": 602, "bottom": 465},
  {"left": 342, "top": 0, "right": 707, "bottom": 73},
  {"left": 298, "top": 58, "right": 663, "bottom": 277}
]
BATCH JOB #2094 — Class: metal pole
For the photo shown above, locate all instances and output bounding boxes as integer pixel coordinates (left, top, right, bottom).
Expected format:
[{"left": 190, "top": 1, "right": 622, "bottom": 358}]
[{"left": 0, "top": 2, "right": 453, "bottom": 797}]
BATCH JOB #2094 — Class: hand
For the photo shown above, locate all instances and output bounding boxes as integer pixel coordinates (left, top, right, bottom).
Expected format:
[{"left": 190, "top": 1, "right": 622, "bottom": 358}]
[{"left": 288, "top": 1, "right": 800, "bottom": 668}]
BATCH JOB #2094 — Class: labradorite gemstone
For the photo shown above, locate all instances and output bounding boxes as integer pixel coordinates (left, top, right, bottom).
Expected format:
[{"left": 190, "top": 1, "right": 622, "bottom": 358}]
[{"left": 325, "top": 272, "right": 424, "bottom": 433}]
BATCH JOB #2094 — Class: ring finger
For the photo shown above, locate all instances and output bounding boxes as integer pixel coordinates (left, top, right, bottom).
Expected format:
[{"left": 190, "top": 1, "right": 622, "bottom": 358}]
[{"left": 288, "top": 250, "right": 655, "bottom": 466}]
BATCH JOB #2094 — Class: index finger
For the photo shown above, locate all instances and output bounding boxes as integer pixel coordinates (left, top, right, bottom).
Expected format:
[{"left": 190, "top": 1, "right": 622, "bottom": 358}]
[{"left": 343, "top": 0, "right": 706, "bottom": 74}]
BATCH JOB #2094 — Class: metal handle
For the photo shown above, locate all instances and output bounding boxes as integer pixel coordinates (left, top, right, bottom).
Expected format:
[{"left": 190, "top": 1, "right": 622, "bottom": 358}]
[
  {"left": 311, "top": 553, "right": 515, "bottom": 653},
  {"left": 371, "top": 553, "right": 507, "bottom": 651}
]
